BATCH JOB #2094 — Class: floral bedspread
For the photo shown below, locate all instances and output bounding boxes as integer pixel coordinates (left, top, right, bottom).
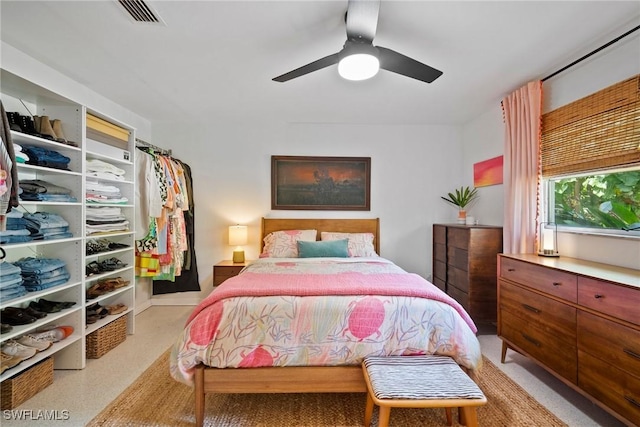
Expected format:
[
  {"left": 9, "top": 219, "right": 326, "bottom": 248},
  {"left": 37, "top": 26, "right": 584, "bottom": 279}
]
[{"left": 170, "top": 257, "right": 482, "bottom": 385}]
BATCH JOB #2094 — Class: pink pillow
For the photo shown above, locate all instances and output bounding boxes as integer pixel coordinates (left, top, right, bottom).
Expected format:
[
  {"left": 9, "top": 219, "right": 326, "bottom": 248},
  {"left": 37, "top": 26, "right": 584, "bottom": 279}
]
[
  {"left": 260, "top": 229, "right": 317, "bottom": 258},
  {"left": 320, "top": 232, "right": 377, "bottom": 257}
]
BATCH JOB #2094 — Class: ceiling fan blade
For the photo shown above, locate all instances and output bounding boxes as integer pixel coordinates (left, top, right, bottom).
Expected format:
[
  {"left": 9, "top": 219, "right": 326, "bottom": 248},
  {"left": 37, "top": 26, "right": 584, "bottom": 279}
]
[
  {"left": 346, "top": 0, "right": 380, "bottom": 42},
  {"left": 272, "top": 52, "right": 341, "bottom": 82},
  {"left": 377, "top": 46, "right": 443, "bottom": 83}
]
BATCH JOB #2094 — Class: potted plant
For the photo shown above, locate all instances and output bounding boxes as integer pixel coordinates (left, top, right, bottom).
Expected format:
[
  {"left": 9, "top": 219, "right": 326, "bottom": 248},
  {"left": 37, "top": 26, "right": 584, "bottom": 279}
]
[{"left": 441, "top": 186, "right": 478, "bottom": 223}]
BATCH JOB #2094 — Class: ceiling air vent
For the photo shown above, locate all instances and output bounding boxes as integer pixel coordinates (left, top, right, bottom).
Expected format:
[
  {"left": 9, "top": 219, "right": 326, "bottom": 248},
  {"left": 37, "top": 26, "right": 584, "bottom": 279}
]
[{"left": 118, "top": 0, "right": 164, "bottom": 24}]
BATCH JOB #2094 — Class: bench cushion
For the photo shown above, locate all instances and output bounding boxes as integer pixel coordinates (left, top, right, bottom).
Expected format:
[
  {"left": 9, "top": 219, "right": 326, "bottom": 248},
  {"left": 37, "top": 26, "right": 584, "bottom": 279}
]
[{"left": 363, "top": 355, "right": 485, "bottom": 400}]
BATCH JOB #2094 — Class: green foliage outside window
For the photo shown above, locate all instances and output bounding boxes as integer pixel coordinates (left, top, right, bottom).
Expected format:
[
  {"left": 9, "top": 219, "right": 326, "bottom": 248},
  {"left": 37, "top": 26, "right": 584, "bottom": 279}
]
[{"left": 551, "top": 169, "right": 640, "bottom": 232}]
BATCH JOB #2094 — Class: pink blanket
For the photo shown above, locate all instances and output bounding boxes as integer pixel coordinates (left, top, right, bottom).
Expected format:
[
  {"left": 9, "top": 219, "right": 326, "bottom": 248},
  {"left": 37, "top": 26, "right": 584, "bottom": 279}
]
[{"left": 186, "top": 270, "right": 477, "bottom": 333}]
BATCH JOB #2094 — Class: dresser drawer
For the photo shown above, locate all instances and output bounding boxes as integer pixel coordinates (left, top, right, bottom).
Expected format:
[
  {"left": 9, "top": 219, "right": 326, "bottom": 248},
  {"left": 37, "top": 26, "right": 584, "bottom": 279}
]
[
  {"left": 447, "top": 246, "right": 468, "bottom": 271},
  {"left": 433, "top": 225, "right": 446, "bottom": 244},
  {"left": 579, "top": 350, "right": 640, "bottom": 426},
  {"left": 578, "top": 311, "right": 640, "bottom": 377},
  {"left": 500, "top": 257, "right": 577, "bottom": 302},
  {"left": 501, "top": 309, "right": 577, "bottom": 383},
  {"left": 434, "top": 260, "right": 447, "bottom": 282},
  {"left": 448, "top": 266, "right": 470, "bottom": 292},
  {"left": 447, "top": 228, "right": 469, "bottom": 250},
  {"left": 434, "top": 243, "right": 446, "bottom": 263},
  {"left": 578, "top": 277, "right": 640, "bottom": 326},
  {"left": 447, "top": 284, "right": 469, "bottom": 312},
  {"left": 500, "top": 281, "right": 576, "bottom": 338}
]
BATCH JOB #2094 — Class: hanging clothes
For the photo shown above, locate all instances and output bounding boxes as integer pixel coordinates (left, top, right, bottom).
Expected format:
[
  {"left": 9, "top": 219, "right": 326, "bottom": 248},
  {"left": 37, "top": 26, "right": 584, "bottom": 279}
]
[
  {"left": 133, "top": 146, "right": 200, "bottom": 294},
  {"left": 0, "top": 101, "right": 20, "bottom": 230}
]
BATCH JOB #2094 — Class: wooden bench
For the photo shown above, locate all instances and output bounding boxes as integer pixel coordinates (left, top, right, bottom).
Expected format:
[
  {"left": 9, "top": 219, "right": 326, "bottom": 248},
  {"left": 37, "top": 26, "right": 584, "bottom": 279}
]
[{"left": 362, "top": 355, "right": 487, "bottom": 427}]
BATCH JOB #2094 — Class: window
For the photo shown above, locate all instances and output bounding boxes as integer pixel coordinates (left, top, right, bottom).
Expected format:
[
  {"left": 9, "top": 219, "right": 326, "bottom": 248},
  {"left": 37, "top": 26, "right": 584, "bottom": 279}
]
[
  {"left": 546, "top": 167, "right": 640, "bottom": 236},
  {"left": 541, "top": 74, "right": 640, "bottom": 237}
]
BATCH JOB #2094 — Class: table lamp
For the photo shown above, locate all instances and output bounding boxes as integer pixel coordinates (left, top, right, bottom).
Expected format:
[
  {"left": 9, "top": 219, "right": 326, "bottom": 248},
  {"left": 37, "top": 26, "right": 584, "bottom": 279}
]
[
  {"left": 229, "top": 225, "right": 248, "bottom": 263},
  {"left": 538, "top": 222, "right": 559, "bottom": 257}
]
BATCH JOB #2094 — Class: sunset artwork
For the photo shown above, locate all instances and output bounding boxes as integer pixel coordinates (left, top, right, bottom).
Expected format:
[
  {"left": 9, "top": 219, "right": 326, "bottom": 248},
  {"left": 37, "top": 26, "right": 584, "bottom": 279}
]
[
  {"left": 474, "top": 155, "right": 503, "bottom": 187},
  {"left": 271, "top": 156, "right": 371, "bottom": 210}
]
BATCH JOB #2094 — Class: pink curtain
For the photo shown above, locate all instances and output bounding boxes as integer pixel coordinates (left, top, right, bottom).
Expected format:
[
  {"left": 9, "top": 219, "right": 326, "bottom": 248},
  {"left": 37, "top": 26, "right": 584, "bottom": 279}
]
[{"left": 502, "top": 81, "right": 542, "bottom": 254}]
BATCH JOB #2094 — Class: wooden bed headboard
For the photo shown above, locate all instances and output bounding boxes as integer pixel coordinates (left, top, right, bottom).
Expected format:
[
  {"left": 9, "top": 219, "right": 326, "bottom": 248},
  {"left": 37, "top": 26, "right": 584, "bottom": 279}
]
[{"left": 260, "top": 218, "right": 380, "bottom": 255}]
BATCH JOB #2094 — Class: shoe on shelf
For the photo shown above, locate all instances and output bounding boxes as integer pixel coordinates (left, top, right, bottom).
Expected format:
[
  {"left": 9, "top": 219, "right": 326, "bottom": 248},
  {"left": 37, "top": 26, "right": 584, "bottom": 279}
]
[
  {"left": 103, "top": 277, "right": 130, "bottom": 289},
  {"left": 29, "top": 326, "right": 74, "bottom": 343},
  {"left": 86, "top": 261, "right": 102, "bottom": 276},
  {"left": 1, "top": 307, "right": 37, "bottom": 325},
  {"left": 1, "top": 340, "right": 37, "bottom": 360},
  {"left": 37, "top": 299, "right": 75, "bottom": 312},
  {"left": 1, "top": 323, "right": 14, "bottom": 334},
  {"left": 99, "top": 257, "right": 127, "bottom": 272},
  {"left": 106, "top": 303, "right": 128, "bottom": 315},
  {"left": 29, "top": 300, "right": 60, "bottom": 314},
  {"left": 87, "top": 303, "right": 109, "bottom": 319},
  {"left": 17, "top": 334, "right": 53, "bottom": 352},
  {"left": 25, "top": 305, "right": 48, "bottom": 319},
  {"left": 0, "top": 352, "right": 23, "bottom": 374}
]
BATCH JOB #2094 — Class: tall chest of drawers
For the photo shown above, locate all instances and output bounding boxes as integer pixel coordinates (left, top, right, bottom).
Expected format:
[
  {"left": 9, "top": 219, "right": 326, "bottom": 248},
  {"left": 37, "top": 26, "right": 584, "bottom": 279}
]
[
  {"left": 432, "top": 224, "right": 503, "bottom": 323},
  {"left": 498, "top": 254, "right": 640, "bottom": 426}
]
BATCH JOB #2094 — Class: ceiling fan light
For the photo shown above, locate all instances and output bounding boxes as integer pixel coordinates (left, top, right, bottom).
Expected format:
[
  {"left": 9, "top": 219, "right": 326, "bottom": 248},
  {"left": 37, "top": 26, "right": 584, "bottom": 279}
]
[{"left": 338, "top": 54, "right": 380, "bottom": 81}]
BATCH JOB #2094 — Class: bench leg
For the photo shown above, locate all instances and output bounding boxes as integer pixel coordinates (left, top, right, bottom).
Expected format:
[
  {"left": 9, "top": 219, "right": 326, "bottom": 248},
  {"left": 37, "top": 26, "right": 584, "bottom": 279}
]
[
  {"left": 445, "top": 407, "right": 453, "bottom": 426},
  {"left": 459, "top": 406, "right": 479, "bottom": 427},
  {"left": 364, "top": 394, "right": 374, "bottom": 427},
  {"left": 378, "top": 406, "right": 391, "bottom": 427}
]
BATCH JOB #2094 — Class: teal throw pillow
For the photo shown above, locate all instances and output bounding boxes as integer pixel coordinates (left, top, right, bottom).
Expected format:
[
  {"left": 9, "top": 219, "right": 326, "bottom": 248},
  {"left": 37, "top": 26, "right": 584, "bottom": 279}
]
[{"left": 297, "top": 239, "right": 349, "bottom": 258}]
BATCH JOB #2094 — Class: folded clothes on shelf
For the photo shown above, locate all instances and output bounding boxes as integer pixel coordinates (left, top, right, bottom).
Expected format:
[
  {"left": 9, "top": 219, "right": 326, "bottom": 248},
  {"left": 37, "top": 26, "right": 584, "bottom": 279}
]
[
  {"left": 21, "top": 145, "right": 71, "bottom": 171},
  {"left": 18, "top": 179, "right": 77, "bottom": 203}
]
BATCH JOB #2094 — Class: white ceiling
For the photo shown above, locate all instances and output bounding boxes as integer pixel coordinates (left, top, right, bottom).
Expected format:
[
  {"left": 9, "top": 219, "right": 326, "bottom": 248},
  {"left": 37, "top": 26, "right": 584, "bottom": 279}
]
[{"left": 1, "top": 1, "right": 639, "bottom": 126}]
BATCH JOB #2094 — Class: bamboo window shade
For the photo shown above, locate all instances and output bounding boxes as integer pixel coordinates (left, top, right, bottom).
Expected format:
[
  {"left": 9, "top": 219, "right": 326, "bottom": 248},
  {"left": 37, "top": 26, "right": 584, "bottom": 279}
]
[{"left": 541, "top": 74, "right": 640, "bottom": 177}]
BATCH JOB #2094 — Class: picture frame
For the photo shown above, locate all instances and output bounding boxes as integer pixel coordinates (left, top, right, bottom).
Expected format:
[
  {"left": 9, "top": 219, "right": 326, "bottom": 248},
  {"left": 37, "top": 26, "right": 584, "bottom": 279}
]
[{"left": 271, "top": 156, "right": 371, "bottom": 210}]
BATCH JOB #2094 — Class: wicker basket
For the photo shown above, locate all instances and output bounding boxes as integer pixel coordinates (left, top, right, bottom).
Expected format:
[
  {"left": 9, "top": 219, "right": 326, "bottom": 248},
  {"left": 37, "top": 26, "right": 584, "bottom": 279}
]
[
  {"left": 86, "top": 316, "right": 127, "bottom": 359},
  {"left": 1, "top": 357, "right": 54, "bottom": 410}
]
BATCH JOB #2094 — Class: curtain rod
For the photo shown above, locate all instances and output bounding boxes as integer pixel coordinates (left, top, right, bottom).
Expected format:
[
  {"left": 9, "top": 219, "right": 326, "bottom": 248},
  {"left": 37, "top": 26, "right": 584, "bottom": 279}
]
[
  {"left": 135, "top": 137, "right": 172, "bottom": 156},
  {"left": 542, "top": 24, "right": 640, "bottom": 82}
]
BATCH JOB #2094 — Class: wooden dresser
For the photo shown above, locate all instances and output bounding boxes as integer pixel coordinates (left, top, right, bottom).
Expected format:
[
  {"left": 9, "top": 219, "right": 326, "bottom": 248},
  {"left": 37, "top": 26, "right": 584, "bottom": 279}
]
[
  {"left": 432, "top": 224, "right": 503, "bottom": 323},
  {"left": 498, "top": 254, "right": 640, "bottom": 426}
]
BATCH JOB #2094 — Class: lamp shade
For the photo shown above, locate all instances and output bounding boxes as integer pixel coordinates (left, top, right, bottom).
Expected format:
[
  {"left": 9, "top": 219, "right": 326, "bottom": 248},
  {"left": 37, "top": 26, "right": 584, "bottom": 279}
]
[{"left": 229, "top": 225, "right": 248, "bottom": 246}]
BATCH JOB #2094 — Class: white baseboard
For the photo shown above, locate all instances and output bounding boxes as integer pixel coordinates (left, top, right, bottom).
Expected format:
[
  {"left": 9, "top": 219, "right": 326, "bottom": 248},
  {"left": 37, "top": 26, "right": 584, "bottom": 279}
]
[{"left": 150, "top": 298, "right": 199, "bottom": 306}]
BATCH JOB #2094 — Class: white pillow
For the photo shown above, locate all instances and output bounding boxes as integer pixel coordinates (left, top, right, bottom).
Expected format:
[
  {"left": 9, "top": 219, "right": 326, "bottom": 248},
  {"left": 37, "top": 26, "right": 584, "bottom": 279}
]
[
  {"left": 260, "top": 229, "right": 317, "bottom": 258},
  {"left": 320, "top": 232, "right": 377, "bottom": 257}
]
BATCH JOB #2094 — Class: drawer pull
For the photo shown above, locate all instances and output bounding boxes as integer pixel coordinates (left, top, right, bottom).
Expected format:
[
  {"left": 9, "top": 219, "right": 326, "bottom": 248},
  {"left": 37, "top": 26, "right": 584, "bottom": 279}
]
[
  {"left": 552, "top": 282, "right": 561, "bottom": 287},
  {"left": 522, "top": 304, "right": 541, "bottom": 314},
  {"left": 624, "top": 348, "right": 640, "bottom": 360},
  {"left": 521, "top": 333, "right": 541, "bottom": 347},
  {"left": 594, "top": 294, "right": 604, "bottom": 299},
  {"left": 507, "top": 268, "right": 515, "bottom": 272},
  {"left": 624, "top": 395, "right": 640, "bottom": 408}
]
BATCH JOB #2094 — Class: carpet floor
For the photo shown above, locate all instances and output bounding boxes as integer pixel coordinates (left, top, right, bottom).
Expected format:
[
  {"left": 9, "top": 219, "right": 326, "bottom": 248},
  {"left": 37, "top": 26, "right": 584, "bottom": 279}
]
[{"left": 87, "top": 349, "right": 567, "bottom": 426}]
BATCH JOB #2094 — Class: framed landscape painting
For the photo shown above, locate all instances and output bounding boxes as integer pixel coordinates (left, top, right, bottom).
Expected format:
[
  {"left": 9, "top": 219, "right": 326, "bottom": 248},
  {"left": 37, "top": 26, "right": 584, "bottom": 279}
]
[{"left": 271, "top": 156, "right": 371, "bottom": 210}]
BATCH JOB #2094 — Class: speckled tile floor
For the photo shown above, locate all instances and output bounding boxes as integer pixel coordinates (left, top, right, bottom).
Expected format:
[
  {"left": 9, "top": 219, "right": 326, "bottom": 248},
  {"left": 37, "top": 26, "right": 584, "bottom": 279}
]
[{"left": 1, "top": 310, "right": 626, "bottom": 426}]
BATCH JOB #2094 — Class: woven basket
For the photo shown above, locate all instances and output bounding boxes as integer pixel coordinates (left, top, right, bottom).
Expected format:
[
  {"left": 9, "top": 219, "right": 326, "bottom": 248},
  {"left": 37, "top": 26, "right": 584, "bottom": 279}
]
[
  {"left": 86, "top": 316, "right": 127, "bottom": 359},
  {"left": 1, "top": 357, "right": 54, "bottom": 410}
]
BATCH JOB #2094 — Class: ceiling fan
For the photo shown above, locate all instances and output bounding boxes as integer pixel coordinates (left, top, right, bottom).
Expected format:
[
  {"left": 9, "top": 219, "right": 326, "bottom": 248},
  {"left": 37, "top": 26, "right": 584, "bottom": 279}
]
[{"left": 272, "top": 0, "right": 443, "bottom": 84}]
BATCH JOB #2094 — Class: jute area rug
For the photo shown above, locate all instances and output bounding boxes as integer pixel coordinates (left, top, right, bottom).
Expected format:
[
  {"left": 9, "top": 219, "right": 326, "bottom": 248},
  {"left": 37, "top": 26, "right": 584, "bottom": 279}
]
[{"left": 87, "top": 349, "right": 567, "bottom": 427}]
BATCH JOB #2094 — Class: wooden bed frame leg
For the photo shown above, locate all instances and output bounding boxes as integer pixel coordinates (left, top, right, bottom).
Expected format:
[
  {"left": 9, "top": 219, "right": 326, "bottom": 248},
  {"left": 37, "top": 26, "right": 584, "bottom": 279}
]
[
  {"left": 501, "top": 341, "right": 508, "bottom": 363},
  {"left": 195, "top": 365, "right": 205, "bottom": 427}
]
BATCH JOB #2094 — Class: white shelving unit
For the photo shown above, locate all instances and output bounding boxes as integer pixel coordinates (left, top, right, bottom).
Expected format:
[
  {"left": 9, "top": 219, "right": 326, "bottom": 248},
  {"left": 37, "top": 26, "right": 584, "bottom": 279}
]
[{"left": 0, "top": 69, "right": 136, "bottom": 382}]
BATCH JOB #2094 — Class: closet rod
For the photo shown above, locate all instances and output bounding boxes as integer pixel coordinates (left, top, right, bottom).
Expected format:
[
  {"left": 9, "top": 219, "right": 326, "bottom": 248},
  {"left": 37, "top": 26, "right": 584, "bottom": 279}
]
[
  {"left": 542, "top": 24, "right": 640, "bottom": 82},
  {"left": 135, "top": 137, "right": 172, "bottom": 156}
]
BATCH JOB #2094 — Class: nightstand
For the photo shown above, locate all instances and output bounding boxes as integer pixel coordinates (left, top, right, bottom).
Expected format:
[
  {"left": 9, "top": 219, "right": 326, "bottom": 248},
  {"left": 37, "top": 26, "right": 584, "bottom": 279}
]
[{"left": 213, "top": 260, "right": 249, "bottom": 286}]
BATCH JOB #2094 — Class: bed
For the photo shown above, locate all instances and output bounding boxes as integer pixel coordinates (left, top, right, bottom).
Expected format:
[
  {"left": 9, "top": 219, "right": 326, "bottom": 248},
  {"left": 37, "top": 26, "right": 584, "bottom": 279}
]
[{"left": 170, "top": 218, "right": 482, "bottom": 426}]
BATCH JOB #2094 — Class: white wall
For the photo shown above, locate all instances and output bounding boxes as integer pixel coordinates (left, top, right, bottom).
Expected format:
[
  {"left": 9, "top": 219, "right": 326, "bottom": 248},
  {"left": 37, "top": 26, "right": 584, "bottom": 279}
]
[
  {"left": 461, "top": 28, "right": 640, "bottom": 270},
  {"left": 151, "top": 121, "right": 464, "bottom": 303}
]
